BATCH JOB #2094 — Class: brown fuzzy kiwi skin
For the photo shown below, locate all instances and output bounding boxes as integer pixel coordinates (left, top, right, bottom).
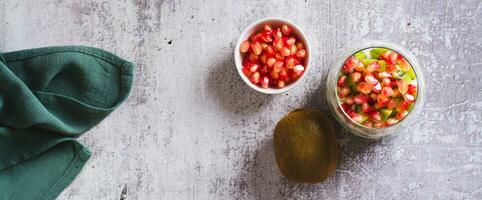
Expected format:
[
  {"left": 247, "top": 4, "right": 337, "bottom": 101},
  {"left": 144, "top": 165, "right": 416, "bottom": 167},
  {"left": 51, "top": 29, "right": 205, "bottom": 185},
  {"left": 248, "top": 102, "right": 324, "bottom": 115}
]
[{"left": 273, "top": 108, "right": 338, "bottom": 183}]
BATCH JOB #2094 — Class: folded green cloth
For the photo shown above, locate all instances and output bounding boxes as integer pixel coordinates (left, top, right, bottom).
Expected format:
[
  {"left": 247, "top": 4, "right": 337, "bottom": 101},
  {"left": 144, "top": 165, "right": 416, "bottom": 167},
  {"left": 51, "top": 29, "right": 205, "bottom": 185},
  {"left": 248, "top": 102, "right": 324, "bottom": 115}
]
[{"left": 0, "top": 46, "right": 134, "bottom": 200}]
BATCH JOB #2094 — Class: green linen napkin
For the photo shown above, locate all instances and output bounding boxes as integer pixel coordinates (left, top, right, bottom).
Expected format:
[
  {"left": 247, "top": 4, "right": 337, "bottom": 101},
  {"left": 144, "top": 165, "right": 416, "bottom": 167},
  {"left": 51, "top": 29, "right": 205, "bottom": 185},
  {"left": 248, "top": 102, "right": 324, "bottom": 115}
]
[{"left": 0, "top": 46, "right": 134, "bottom": 200}]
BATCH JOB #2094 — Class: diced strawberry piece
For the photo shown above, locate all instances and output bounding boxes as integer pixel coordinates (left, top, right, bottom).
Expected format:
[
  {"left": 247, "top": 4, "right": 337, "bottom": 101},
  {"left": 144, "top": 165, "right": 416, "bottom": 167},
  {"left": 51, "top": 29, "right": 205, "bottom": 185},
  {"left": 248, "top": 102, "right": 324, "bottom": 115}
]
[
  {"left": 260, "top": 76, "right": 269, "bottom": 88},
  {"left": 357, "top": 82, "right": 373, "bottom": 94},
  {"left": 240, "top": 41, "right": 250, "bottom": 53},
  {"left": 354, "top": 94, "right": 369, "bottom": 104},
  {"left": 338, "top": 75, "right": 347, "bottom": 87},
  {"left": 348, "top": 72, "right": 361, "bottom": 83},
  {"left": 293, "top": 65, "right": 305, "bottom": 76},
  {"left": 386, "top": 118, "right": 399, "bottom": 126},
  {"left": 296, "top": 49, "right": 306, "bottom": 59},
  {"left": 281, "top": 24, "right": 292, "bottom": 35},
  {"left": 381, "top": 87, "right": 393, "bottom": 97},
  {"left": 370, "top": 111, "right": 382, "bottom": 122},
  {"left": 338, "top": 86, "right": 351, "bottom": 98},
  {"left": 407, "top": 84, "right": 417, "bottom": 95},
  {"left": 397, "top": 79, "right": 409, "bottom": 94},
  {"left": 396, "top": 110, "right": 408, "bottom": 120},
  {"left": 250, "top": 72, "right": 260, "bottom": 84},
  {"left": 367, "top": 61, "right": 380, "bottom": 72}
]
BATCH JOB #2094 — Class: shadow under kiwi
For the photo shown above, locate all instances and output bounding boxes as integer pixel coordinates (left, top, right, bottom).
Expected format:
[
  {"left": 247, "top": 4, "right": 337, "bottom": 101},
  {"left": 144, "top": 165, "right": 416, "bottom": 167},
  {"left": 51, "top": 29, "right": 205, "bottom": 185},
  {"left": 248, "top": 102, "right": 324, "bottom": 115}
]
[{"left": 206, "top": 53, "right": 273, "bottom": 116}]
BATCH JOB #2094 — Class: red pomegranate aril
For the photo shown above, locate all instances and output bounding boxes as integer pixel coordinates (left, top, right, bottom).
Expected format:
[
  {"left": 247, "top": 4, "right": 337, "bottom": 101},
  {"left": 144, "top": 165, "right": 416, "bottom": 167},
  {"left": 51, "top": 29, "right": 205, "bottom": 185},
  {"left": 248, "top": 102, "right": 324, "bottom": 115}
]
[
  {"left": 296, "top": 42, "right": 304, "bottom": 50},
  {"left": 350, "top": 72, "right": 362, "bottom": 83},
  {"left": 365, "top": 74, "right": 378, "bottom": 85},
  {"left": 296, "top": 49, "right": 306, "bottom": 59},
  {"left": 273, "top": 38, "right": 283, "bottom": 50},
  {"left": 385, "top": 64, "right": 396, "bottom": 73},
  {"left": 240, "top": 41, "right": 250, "bottom": 53},
  {"left": 261, "top": 30, "right": 273, "bottom": 42},
  {"left": 349, "top": 112, "right": 366, "bottom": 124},
  {"left": 280, "top": 47, "right": 291, "bottom": 57},
  {"left": 398, "top": 79, "right": 409, "bottom": 94},
  {"left": 259, "top": 54, "right": 267, "bottom": 64},
  {"left": 357, "top": 82, "right": 373, "bottom": 94},
  {"left": 273, "top": 61, "right": 284, "bottom": 73},
  {"left": 248, "top": 53, "right": 258, "bottom": 63},
  {"left": 260, "top": 76, "right": 269, "bottom": 88},
  {"left": 263, "top": 24, "right": 273, "bottom": 31},
  {"left": 363, "top": 121, "right": 373, "bottom": 128},
  {"left": 248, "top": 63, "right": 259, "bottom": 73},
  {"left": 250, "top": 72, "right": 260, "bottom": 84},
  {"left": 386, "top": 99, "right": 397, "bottom": 109},
  {"left": 264, "top": 45, "right": 275, "bottom": 56},
  {"left": 275, "top": 53, "right": 284, "bottom": 61},
  {"left": 279, "top": 70, "right": 289, "bottom": 81},
  {"left": 362, "top": 102, "right": 373, "bottom": 113},
  {"left": 404, "top": 93, "right": 415, "bottom": 102},
  {"left": 270, "top": 71, "right": 279, "bottom": 79},
  {"left": 252, "top": 42, "right": 262, "bottom": 55},
  {"left": 293, "top": 65, "right": 305, "bottom": 76},
  {"left": 381, "top": 77, "right": 391, "bottom": 87},
  {"left": 277, "top": 80, "right": 285, "bottom": 88},
  {"left": 342, "top": 65, "right": 354, "bottom": 74},
  {"left": 378, "top": 72, "right": 391, "bottom": 79},
  {"left": 381, "top": 87, "right": 393, "bottom": 97},
  {"left": 396, "top": 101, "right": 410, "bottom": 113},
  {"left": 386, "top": 118, "right": 399, "bottom": 126},
  {"left": 367, "top": 61, "right": 380, "bottom": 72},
  {"left": 370, "top": 111, "right": 382, "bottom": 122},
  {"left": 376, "top": 94, "right": 390, "bottom": 106},
  {"left": 273, "top": 28, "right": 283, "bottom": 38},
  {"left": 338, "top": 87, "right": 351, "bottom": 98},
  {"left": 346, "top": 56, "right": 365, "bottom": 72},
  {"left": 242, "top": 66, "right": 252, "bottom": 77},
  {"left": 396, "top": 110, "right": 408, "bottom": 120},
  {"left": 338, "top": 75, "right": 347, "bottom": 87},
  {"left": 380, "top": 50, "right": 392, "bottom": 61},
  {"left": 370, "top": 93, "right": 378, "bottom": 101},
  {"left": 266, "top": 57, "right": 277, "bottom": 67},
  {"left": 345, "top": 96, "right": 355, "bottom": 105},
  {"left": 341, "top": 103, "right": 351, "bottom": 113},
  {"left": 285, "top": 57, "right": 296, "bottom": 69},
  {"left": 281, "top": 24, "right": 292, "bottom": 35},
  {"left": 387, "top": 52, "right": 399, "bottom": 65},
  {"left": 290, "top": 45, "right": 298, "bottom": 56},
  {"left": 373, "top": 82, "right": 382, "bottom": 93},
  {"left": 354, "top": 94, "right": 369, "bottom": 104},
  {"left": 407, "top": 84, "right": 417, "bottom": 95},
  {"left": 286, "top": 37, "right": 296, "bottom": 45}
]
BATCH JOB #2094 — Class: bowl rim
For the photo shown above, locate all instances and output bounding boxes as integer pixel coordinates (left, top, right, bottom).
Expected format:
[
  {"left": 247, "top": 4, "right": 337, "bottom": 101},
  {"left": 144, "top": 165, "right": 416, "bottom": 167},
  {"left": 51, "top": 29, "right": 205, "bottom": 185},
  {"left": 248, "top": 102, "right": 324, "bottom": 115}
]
[
  {"left": 234, "top": 17, "right": 311, "bottom": 94},
  {"left": 326, "top": 41, "right": 426, "bottom": 139}
]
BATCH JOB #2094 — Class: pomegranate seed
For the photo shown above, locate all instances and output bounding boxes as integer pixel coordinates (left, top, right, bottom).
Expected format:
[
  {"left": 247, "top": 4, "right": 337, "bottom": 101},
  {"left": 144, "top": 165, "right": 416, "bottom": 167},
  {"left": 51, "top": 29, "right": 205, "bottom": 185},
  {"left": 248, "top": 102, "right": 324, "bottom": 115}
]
[
  {"left": 290, "top": 45, "right": 298, "bottom": 56},
  {"left": 374, "top": 103, "right": 383, "bottom": 110},
  {"left": 279, "top": 70, "right": 289, "bottom": 81},
  {"left": 248, "top": 53, "right": 258, "bottom": 63},
  {"left": 367, "top": 61, "right": 380, "bottom": 72},
  {"left": 387, "top": 52, "right": 399, "bottom": 65},
  {"left": 250, "top": 33, "right": 263, "bottom": 42},
  {"left": 251, "top": 42, "right": 262, "bottom": 55},
  {"left": 350, "top": 72, "right": 362, "bottom": 83},
  {"left": 349, "top": 112, "right": 366, "bottom": 124},
  {"left": 273, "top": 28, "right": 283, "bottom": 38},
  {"left": 386, "top": 118, "right": 399, "bottom": 126},
  {"left": 363, "top": 121, "right": 373, "bottom": 128},
  {"left": 286, "top": 37, "right": 296, "bottom": 45},
  {"left": 364, "top": 74, "right": 378, "bottom": 85},
  {"left": 280, "top": 47, "right": 291, "bottom": 57},
  {"left": 259, "top": 54, "right": 267, "bottom": 64},
  {"left": 346, "top": 56, "right": 365, "bottom": 72},
  {"left": 260, "top": 76, "right": 269, "bottom": 88},
  {"left": 281, "top": 24, "right": 292, "bottom": 35},
  {"left": 378, "top": 72, "right": 391, "bottom": 79},
  {"left": 341, "top": 103, "right": 351, "bottom": 113},
  {"left": 370, "top": 93, "right": 378, "bottom": 101},
  {"left": 296, "top": 42, "right": 304, "bottom": 50},
  {"left": 397, "top": 79, "right": 409, "bottom": 94},
  {"left": 270, "top": 71, "right": 279, "bottom": 79},
  {"left": 338, "top": 86, "right": 351, "bottom": 98},
  {"left": 273, "top": 61, "right": 284, "bottom": 73},
  {"left": 264, "top": 45, "right": 275, "bottom": 56},
  {"left": 342, "top": 65, "right": 354, "bottom": 74},
  {"left": 293, "top": 64, "right": 305, "bottom": 76},
  {"left": 396, "top": 111, "right": 408, "bottom": 120},
  {"left": 362, "top": 102, "right": 372, "bottom": 113},
  {"left": 374, "top": 122, "right": 385, "bottom": 128},
  {"left": 263, "top": 24, "right": 273, "bottom": 31},
  {"left": 390, "top": 78, "right": 398, "bottom": 87},
  {"left": 266, "top": 57, "right": 277, "bottom": 67},
  {"left": 386, "top": 99, "right": 397, "bottom": 109},
  {"left": 407, "top": 84, "right": 417, "bottom": 95},
  {"left": 381, "top": 87, "right": 393, "bottom": 97},
  {"left": 404, "top": 93, "right": 415, "bottom": 102},
  {"left": 357, "top": 82, "right": 373, "bottom": 94},
  {"left": 273, "top": 38, "right": 283, "bottom": 50},
  {"left": 345, "top": 96, "right": 355, "bottom": 105},
  {"left": 248, "top": 63, "right": 259, "bottom": 73},
  {"left": 250, "top": 72, "right": 260, "bottom": 84},
  {"left": 296, "top": 49, "right": 306, "bottom": 59},
  {"left": 261, "top": 30, "right": 273, "bottom": 42},
  {"left": 376, "top": 94, "right": 390, "bottom": 106},
  {"left": 240, "top": 41, "right": 250, "bottom": 53},
  {"left": 381, "top": 77, "right": 391, "bottom": 87},
  {"left": 396, "top": 101, "right": 410, "bottom": 113},
  {"left": 370, "top": 111, "right": 382, "bottom": 122},
  {"left": 373, "top": 82, "right": 382, "bottom": 93},
  {"left": 242, "top": 66, "right": 252, "bottom": 77},
  {"left": 380, "top": 50, "right": 392, "bottom": 61},
  {"left": 275, "top": 53, "right": 284, "bottom": 60},
  {"left": 277, "top": 80, "right": 285, "bottom": 88},
  {"left": 354, "top": 94, "right": 369, "bottom": 104},
  {"left": 258, "top": 65, "right": 268, "bottom": 75},
  {"left": 285, "top": 57, "right": 296, "bottom": 69},
  {"left": 385, "top": 64, "right": 396, "bottom": 73},
  {"left": 338, "top": 75, "right": 347, "bottom": 87}
]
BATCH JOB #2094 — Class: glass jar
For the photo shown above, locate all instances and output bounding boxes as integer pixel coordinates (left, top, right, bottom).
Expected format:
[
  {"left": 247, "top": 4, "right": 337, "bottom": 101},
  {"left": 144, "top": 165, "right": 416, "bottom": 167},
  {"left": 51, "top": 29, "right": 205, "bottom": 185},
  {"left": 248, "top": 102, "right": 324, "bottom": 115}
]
[{"left": 326, "top": 41, "right": 426, "bottom": 139}]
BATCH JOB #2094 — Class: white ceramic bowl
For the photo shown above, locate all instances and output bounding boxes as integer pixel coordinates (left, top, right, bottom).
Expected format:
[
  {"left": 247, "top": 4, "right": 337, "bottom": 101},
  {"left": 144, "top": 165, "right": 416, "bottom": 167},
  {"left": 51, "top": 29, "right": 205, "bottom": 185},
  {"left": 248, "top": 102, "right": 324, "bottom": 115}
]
[{"left": 234, "top": 17, "right": 311, "bottom": 94}]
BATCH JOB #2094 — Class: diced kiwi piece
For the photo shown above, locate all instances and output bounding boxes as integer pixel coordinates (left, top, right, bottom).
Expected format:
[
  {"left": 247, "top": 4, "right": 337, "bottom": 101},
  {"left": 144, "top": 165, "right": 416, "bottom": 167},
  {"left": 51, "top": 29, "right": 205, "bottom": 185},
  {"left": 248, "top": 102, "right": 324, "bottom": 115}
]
[
  {"left": 392, "top": 70, "right": 405, "bottom": 78},
  {"left": 401, "top": 74, "right": 412, "bottom": 82},
  {"left": 362, "top": 59, "right": 378, "bottom": 66},
  {"left": 381, "top": 109, "right": 393, "bottom": 121},
  {"left": 405, "top": 68, "right": 416, "bottom": 79},
  {"left": 355, "top": 51, "right": 367, "bottom": 60},
  {"left": 373, "top": 48, "right": 389, "bottom": 54},
  {"left": 378, "top": 60, "right": 387, "bottom": 71},
  {"left": 408, "top": 103, "right": 415, "bottom": 112}
]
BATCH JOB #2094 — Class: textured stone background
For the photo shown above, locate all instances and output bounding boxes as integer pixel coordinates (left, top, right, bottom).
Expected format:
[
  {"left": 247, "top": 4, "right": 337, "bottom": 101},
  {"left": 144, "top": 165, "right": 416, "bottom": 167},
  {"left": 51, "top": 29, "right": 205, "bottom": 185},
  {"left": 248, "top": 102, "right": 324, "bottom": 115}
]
[{"left": 1, "top": 0, "right": 481, "bottom": 199}]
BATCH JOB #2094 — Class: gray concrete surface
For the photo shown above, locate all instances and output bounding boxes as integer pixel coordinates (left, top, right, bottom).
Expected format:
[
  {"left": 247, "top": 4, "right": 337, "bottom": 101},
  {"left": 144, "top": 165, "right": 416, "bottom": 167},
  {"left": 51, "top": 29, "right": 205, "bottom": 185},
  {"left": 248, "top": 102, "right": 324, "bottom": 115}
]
[{"left": 1, "top": 0, "right": 481, "bottom": 199}]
